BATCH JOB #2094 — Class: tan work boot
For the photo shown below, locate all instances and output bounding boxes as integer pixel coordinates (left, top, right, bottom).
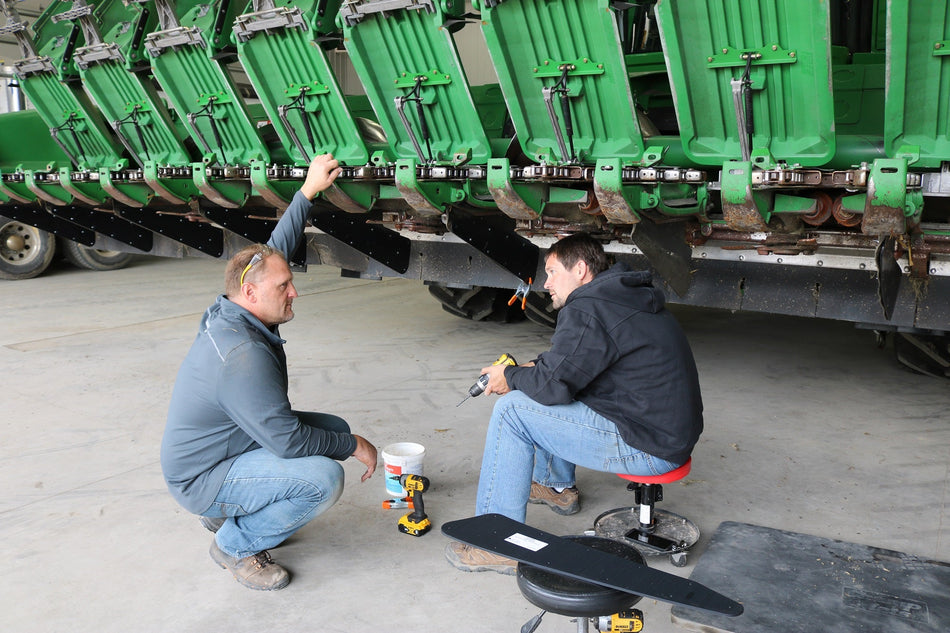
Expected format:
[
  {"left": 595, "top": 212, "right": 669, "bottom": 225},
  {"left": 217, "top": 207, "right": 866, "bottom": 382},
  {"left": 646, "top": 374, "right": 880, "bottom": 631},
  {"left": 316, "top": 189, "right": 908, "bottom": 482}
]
[
  {"left": 209, "top": 540, "right": 290, "bottom": 590},
  {"left": 529, "top": 483, "right": 580, "bottom": 515},
  {"left": 444, "top": 541, "right": 517, "bottom": 576}
]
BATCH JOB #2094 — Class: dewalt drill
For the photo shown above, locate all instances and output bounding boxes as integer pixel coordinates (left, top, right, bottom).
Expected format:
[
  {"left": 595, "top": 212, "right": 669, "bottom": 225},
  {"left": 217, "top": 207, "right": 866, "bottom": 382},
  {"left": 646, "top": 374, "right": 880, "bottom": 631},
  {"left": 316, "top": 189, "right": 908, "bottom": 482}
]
[
  {"left": 397, "top": 473, "right": 431, "bottom": 537},
  {"left": 456, "top": 353, "right": 518, "bottom": 406}
]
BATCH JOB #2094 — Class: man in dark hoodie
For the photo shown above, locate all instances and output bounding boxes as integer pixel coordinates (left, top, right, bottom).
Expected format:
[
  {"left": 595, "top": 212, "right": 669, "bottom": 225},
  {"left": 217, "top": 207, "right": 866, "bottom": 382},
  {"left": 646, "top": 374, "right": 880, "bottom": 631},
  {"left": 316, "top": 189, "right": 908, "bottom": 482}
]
[
  {"left": 446, "top": 233, "right": 703, "bottom": 575},
  {"left": 161, "top": 154, "right": 377, "bottom": 591}
]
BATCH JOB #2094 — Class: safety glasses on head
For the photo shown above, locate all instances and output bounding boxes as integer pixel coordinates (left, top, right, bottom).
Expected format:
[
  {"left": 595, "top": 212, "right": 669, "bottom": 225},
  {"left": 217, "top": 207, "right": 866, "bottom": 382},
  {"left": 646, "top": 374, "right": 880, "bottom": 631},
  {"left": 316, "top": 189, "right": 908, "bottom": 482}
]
[{"left": 240, "top": 251, "right": 264, "bottom": 285}]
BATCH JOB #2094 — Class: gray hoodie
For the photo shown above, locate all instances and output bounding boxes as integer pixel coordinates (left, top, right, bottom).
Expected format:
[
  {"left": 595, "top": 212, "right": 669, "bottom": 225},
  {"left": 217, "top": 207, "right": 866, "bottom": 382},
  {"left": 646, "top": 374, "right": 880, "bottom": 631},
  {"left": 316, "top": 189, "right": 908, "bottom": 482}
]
[{"left": 160, "top": 192, "right": 357, "bottom": 514}]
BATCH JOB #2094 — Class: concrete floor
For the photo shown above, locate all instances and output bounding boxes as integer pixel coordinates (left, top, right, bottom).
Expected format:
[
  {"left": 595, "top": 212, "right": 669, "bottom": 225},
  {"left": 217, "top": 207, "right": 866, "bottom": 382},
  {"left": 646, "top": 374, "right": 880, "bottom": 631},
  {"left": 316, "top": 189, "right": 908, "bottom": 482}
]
[{"left": 3, "top": 253, "right": 949, "bottom": 633}]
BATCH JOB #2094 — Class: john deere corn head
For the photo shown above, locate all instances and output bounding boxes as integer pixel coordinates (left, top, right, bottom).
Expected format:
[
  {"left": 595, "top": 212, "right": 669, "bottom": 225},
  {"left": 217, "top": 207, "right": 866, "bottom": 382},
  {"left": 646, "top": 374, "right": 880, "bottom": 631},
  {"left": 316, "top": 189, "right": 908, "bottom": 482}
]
[{"left": 0, "top": 0, "right": 948, "bottom": 369}]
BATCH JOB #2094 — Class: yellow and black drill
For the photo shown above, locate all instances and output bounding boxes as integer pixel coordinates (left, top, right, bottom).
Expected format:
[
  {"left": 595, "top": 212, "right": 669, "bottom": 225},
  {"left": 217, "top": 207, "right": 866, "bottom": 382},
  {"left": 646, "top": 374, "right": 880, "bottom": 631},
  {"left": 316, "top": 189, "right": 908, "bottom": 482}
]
[
  {"left": 456, "top": 353, "right": 518, "bottom": 406},
  {"left": 397, "top": 473, "right": 431, "bottom": 537}
]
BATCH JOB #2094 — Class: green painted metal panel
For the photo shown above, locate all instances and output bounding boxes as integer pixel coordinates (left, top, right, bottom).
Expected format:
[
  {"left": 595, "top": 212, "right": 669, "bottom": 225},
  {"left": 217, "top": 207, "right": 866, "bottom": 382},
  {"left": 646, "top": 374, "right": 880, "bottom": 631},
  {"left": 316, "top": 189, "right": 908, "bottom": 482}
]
[
  {"left": 10, "top": 0, "right": 126, "bottom": 169},
  {"left": 478, "top": 0, "right": 645, "bottom": 165},
  {"left": 0, "top": 111, "right": 71, "bottom": 171},
  {"left": 236, "top": 0, "right": 368, "bottom": 165},
  {"left": 655, "top": 0, "right": 836, "bottom": 166},
  {"left": 342, "top": 0, "right": 493, "bottom": 164},
  {"left": 72, "top": 0, "right": 195, "bottom": 167},
  {"left": 19, "top": 71, "right": 125, "bottom": 169},
  {"left": 884, "top": 1, "right": 950, "bottom": 167},
  {"left": 147, "top": 0, "right": 272, "bottom": 166}
]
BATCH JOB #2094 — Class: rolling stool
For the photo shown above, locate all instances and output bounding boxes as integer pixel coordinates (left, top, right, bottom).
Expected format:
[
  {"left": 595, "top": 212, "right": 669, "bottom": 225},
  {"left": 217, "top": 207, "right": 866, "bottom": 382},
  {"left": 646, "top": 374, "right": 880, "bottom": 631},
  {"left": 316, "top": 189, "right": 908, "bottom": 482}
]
[
  {"left": 517, "top": 535, "right": 645, "bottom": 633},
  {"left": 593, "top": 458, "right": 699, "bottom": 567}
]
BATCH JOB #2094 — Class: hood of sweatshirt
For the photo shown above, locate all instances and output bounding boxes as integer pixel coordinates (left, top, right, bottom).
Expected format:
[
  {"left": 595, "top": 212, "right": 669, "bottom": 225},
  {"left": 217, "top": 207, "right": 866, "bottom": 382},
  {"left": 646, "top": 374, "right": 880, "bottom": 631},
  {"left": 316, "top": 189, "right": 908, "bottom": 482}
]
[{"left": 566, "top": 262, "right": 665, "bottom": 313}]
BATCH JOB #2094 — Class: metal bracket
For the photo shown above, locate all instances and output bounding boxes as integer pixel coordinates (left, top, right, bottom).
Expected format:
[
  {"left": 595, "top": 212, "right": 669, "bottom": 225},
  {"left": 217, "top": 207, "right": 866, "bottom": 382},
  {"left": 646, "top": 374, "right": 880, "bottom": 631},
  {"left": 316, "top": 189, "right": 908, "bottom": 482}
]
[
  {"left": 233, "top": 5, "right": 306, "bottom": 42},
  {"left": 249, "top": 160, "right": 291, "bottom": 208},
  {"left": 145, "top": 27, "right": 206, "bottom": 57},
  {"left": 143, "top": 162, "right": 189, "bottom": 204},
  {"left": 532, "top": 58, "right": 605, "bottom": 79},
  {"left": 862, "top": 158, "right": 910, "bottom": 235},
  {"left": 593, "top": 159, "right": 641, "bottom": 224},
  {"left": 98, "top": 168, "right": 150, "bottom": 207},
  {"left": 0, "top": 171, "right": 33, "bottom": 203},
  {"left": 191, "top": 163, "right": 245, "bottom": 209},
  {"left": 58, "top": 168, "right": 106, "bottom": 206},
  {"left": 23, "top": 170, "right": 70, "bottom": 206},
  {"left": 340, "top": 0, "right": 436, "bottom": 26},
  {"left": 721, "top": 160, "right": 771, "bottom": 231},
  {"left": 394, "top": 159, "right": 446, "bottom": 216},
  {"left": 487, "top": 158, "right": 543, "bottom": 220},
  {"left": 706, "top": 46, "right": 798, "bottom": 69}
]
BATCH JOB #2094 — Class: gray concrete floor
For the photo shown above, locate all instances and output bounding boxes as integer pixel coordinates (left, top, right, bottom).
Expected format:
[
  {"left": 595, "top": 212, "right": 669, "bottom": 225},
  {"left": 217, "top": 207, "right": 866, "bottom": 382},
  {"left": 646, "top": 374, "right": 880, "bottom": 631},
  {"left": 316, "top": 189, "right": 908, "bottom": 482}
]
[{"left": 3, "top": 253, "right": 949, "bottom": 633}]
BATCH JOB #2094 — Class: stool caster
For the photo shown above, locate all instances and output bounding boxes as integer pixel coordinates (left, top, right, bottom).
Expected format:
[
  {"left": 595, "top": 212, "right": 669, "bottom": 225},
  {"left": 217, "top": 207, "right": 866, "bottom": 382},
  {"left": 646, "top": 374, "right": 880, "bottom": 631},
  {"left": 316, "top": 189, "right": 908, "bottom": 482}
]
[{"left": 670, "top": 550, "right": 688, "bottom": 567}]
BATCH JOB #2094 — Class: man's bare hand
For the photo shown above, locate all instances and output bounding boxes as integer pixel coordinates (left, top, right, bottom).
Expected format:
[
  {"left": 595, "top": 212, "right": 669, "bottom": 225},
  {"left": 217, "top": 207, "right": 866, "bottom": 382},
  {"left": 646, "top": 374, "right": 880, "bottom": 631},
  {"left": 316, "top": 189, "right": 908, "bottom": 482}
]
[
  {"left": 351, "top": 435, "right": 377, "bottom": 482},
  {"left": 300, "top": 153, "right": 342, "bottom": 200},
  {"left": 481, "top": 363, "right": 511, "bottom": 396}
]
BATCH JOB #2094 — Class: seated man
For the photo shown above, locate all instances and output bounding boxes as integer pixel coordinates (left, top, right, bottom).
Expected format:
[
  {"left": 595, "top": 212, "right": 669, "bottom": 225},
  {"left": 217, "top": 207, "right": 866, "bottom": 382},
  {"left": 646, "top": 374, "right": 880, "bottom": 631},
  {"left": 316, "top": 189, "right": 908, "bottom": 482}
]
[
  {"left": 161, "top": 154, "right": 377, "bottom": 591},
  {"left": 446, "top": 233, "right": 703, "bottom": 575}
]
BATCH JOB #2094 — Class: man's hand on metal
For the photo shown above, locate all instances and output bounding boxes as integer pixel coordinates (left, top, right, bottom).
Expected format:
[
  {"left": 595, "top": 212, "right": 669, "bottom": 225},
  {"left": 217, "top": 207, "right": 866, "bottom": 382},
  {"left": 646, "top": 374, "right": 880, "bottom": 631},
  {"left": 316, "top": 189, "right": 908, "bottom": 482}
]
[
  {"left": 300, "top": 153, "right": 342, "bottom": 200},
  {"left": 351, "top": 434, "right": 378, "bottom": 482}
]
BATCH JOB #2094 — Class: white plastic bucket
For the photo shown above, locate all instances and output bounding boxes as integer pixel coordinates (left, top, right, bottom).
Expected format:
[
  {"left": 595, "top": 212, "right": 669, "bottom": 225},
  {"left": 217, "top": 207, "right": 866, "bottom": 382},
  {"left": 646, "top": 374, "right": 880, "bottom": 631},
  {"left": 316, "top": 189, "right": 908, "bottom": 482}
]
[{"left": 381, "top": 442, "right": 425, "bottom": 497}]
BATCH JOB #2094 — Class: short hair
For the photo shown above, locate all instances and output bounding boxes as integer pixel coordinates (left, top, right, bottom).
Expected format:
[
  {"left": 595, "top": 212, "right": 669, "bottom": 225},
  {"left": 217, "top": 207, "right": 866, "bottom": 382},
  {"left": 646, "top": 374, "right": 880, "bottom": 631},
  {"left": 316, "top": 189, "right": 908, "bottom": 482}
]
[
  {"left": 546, "top": 233, "right": 609, "bottom": 276},
  {"left": 225, "top": 244, "right": 280, "bottom": 298}
]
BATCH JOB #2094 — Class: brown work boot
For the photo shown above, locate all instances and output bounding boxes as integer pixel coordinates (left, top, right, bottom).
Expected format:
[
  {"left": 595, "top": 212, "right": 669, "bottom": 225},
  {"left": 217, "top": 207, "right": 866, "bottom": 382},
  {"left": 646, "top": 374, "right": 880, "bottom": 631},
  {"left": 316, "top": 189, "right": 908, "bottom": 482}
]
[
  {"left": 209, "top": 540, "right": 290, "bottom": 591},
  {"left": 444, "top": 542, "right": 517, "bottom": 576},
  {"left": 529, "top": 483, "right": 580, "bottom": 515}
]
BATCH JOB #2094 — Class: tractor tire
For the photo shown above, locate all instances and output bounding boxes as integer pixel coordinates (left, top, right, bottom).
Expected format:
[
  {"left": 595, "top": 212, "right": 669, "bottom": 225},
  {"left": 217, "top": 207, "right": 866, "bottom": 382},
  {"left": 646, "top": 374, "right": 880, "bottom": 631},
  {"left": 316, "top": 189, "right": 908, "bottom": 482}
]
[
  {"left": 523, "top": 291, "right": 557, "bottom": 329},
  {"left": 894, "top": 332, "right": 950, "bottom": 379},
  {"left": 0, "top": 216, "right": 56, "bottom": 280},
  {"left": 427, "top": 284, "right": 526, "bottom": 323},
  {"left": 61, "top": 239, "right": 134, "bottom": 272}
]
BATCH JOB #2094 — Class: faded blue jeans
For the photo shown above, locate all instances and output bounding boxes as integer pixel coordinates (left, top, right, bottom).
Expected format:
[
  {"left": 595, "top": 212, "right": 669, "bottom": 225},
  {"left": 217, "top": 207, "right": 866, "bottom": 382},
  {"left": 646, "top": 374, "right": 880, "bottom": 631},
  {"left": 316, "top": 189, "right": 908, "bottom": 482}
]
[
  {"left": 202, "top": 412, "right": 348, "bottom": 559},
  {"left": 476, "top": 390, "right": 681, "bottom": 523}
]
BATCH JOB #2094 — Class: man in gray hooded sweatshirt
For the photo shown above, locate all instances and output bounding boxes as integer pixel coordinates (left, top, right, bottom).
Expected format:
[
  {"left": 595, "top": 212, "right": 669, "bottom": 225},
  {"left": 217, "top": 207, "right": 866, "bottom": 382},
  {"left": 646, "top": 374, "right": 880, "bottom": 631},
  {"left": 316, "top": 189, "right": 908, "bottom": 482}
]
[
  {"left": 446, "top": 233, "right": 703, "bottom": 575},
  {"left": 161, "top": 154, "right": 377, "bottom": 591}
]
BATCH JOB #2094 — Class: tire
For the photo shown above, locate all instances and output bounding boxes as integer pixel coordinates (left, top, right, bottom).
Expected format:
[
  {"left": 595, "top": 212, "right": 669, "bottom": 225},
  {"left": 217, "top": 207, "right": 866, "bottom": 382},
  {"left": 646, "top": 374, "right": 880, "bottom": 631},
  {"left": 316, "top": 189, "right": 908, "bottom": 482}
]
[
  {"left": 524, "top": 291, "right": 557, "bottom": 329},
  {"left": 61, "top": 239, "right": 134, "bottom": 271},
  {"left": 893, "top": 332, "right": 950, "bottom": 379},
  {"left": 0, "top": 216, "right": 56, "bottom": 280},
  {"left": 427, "top": 284, "right": 526, "bottom": 323}
]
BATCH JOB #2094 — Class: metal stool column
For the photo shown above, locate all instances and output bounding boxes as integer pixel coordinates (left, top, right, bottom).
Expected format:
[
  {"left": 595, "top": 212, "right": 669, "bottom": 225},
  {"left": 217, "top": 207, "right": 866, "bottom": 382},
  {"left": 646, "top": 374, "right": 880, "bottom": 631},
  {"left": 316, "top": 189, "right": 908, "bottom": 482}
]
[{"left": 594, "top": 458, "right": 699, "bottom": 566}]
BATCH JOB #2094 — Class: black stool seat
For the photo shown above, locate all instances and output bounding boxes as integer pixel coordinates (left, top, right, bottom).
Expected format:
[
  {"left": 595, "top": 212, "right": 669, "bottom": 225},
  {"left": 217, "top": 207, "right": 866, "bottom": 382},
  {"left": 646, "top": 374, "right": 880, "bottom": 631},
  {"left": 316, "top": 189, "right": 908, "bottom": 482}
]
[{"left": 517, "top": 535, "right": 645, "bottom": 617}]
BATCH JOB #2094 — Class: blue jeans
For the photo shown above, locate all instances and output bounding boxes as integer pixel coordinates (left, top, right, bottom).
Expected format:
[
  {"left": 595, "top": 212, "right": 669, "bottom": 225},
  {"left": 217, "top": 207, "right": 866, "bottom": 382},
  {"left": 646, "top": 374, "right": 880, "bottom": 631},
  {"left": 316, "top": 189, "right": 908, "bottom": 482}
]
[
  {"left": 476, "top": 391, "right": 681, "bottom": 523},
  {"left": 202, "top": 412, "right": 348, "bottom": 559}
]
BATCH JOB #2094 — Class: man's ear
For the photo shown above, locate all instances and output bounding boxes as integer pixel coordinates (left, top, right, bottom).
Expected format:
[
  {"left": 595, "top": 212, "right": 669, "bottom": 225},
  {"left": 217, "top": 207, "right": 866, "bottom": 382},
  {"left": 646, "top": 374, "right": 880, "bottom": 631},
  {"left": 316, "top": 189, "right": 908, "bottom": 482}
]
[
  {"left": 241, "top": 282, "right": 257, "bottom": 304},
  {"left": 574, "top": 259, "right": 590, "bottom": 282}
]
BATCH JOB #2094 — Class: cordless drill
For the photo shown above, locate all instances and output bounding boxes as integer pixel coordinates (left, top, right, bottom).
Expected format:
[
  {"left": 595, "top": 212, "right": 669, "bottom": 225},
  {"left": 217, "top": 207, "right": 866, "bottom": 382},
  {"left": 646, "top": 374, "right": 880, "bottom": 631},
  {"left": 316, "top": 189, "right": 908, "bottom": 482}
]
[
  {"left": 456, "top": 353, "right": 518, "bottom": 406},
  {"left": 397, "top": 474, "right": 431, "bottom": 537}
]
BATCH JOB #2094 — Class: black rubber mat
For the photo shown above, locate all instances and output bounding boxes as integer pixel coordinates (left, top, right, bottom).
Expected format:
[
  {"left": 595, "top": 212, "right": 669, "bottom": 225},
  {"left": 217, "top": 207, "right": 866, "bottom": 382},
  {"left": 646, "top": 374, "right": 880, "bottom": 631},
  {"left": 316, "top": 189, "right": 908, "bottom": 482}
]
[{"left": 671, "top": 521, "right": 950, "bottom": 633}]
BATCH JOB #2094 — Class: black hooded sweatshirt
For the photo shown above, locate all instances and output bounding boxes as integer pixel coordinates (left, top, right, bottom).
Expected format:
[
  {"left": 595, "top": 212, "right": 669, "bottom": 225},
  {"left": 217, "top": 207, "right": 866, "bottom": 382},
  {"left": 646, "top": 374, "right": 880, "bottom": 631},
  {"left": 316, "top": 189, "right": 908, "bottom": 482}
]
[{"left": 504, "top": 262, "right": 703, "bottom": 464}]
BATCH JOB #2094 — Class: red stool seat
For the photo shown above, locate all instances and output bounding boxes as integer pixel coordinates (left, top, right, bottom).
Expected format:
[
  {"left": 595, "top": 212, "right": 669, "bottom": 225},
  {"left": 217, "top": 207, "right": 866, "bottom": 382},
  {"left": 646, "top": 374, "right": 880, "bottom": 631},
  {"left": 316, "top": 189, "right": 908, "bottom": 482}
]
[{"left": 617, "top": 457, "right": 691, "bottom": 485}]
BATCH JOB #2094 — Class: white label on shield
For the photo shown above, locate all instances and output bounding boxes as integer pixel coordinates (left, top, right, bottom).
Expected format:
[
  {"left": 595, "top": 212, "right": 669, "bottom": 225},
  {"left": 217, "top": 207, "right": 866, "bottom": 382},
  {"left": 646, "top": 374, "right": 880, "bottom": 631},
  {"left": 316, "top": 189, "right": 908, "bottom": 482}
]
[{"left": 505, "top": 532, "right": 548, "bottom": 552}]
